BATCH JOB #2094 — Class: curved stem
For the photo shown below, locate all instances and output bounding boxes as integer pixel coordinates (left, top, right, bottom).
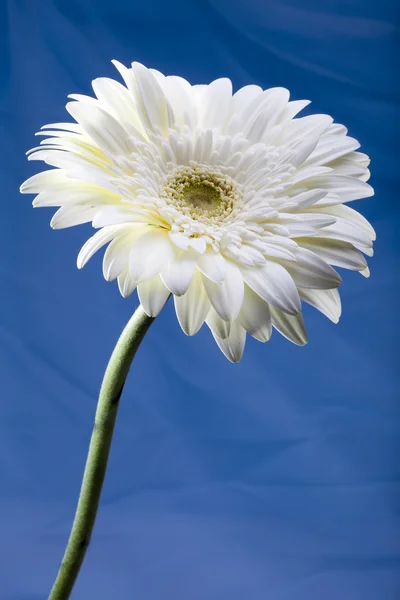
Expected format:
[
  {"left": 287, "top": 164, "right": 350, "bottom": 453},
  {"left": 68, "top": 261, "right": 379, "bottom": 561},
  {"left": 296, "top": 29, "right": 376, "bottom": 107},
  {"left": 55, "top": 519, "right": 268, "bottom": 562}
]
[{"left": 49, "top": 305, "right": 154, "bottom": 600}]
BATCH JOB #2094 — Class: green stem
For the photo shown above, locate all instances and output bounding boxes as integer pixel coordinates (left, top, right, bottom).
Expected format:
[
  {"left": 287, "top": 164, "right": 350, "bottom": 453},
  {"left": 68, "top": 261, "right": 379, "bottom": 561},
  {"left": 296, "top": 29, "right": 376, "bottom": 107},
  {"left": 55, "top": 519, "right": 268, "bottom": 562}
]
[{"left": 49, "top": 305, "right": 154, "bottom": 600}]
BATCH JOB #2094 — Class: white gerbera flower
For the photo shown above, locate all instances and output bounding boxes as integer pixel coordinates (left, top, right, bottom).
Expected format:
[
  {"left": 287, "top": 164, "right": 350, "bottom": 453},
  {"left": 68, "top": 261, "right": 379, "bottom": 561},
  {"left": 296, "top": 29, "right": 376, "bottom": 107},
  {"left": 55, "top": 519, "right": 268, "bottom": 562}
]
[{"left": 21, "top": 61, "right": 375, "bottom": 362}]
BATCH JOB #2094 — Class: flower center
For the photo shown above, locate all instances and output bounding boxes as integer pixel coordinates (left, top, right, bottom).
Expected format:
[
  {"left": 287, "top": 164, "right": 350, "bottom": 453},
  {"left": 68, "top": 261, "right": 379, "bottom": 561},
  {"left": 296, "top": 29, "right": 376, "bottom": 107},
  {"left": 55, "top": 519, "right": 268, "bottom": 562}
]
[
  {"left": 183, "top": 183, "right": 221, "bottom": 211},
  {"left": 161, "top": 163, "right": 242, "bottom": 223}
]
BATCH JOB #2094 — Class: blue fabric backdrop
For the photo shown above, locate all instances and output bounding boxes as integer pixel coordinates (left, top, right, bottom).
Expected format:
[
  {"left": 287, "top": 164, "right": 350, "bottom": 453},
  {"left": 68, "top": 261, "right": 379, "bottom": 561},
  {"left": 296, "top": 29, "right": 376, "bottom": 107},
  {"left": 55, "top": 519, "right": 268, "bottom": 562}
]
[{"left": 1, "top": 1, "right": 399, "bottom": 598}]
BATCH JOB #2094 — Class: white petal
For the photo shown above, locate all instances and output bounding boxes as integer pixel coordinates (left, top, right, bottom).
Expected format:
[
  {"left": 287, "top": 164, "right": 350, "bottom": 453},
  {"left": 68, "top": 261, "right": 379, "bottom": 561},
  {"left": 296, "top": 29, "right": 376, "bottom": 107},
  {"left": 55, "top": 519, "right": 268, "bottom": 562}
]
[
  {"left": 130, "top": 229, "right": 177, "bottom": 283},
  {"left": 310, "top": 220, "right": 374, "bottom": 254},
  {"left": 232, "top": 244, "right": 265, "bottom": 265},
  {"left": 245, "top": 111, "right": 270, "bottom": 144},
  {"left": 281, "top": 100, "right": 311, "bottom": 122},
  {"left": 169, "top": 231, "right": 190, "bottom": 251},
  {"left": 262, "top": 244, "right": 297, "bottom": 262},
  {"left": 189, "top": 237, "right": 207, "bottom": 253},
  {"left": 202, "top": 261, "right": 244, "bottom": 321},
  {"left": 197, "top": 250, "right": 227, "bottom": 283},
  {"left": 131, "top": 62, "right": 173, "bottom": 135},
  {"left": 326, "top": 123, "right": 348, "bottom": 136},
  {"left": 299, "top": 288, "right": 341, "bottom": 323},
  {"left": 287, "top": 165, "right": 332, "bottom": 187},
  {"left": 242, "top": 90, "right": 290, "bottom": 142},
  {"left": 288, "top": 189, "right": 328, "bottom": 210},
  {"left": 205, "top": 307, "right": 231, "bottom": 339},
  {"left": 92, "top": 206, "right": 145, "bottom": 228},
  {"left": 282, "top": 212, "right": 337, "bottom": 231},
  {"left": 50, "top": 205, "right": 97, "bottom": 229},
  {"left": 91, "top": 77, "right": 146, "bottom": 137},
  {"left": 32, "top": 182, "right": 119, "bottom": 208},
  {"left": 278, "top": 114, "right": 333, "bottom": 165},
  {"left": 40, "top": 122, "right": 84, "bottom": 134},
  {"left": 137, "top": 275, "right": 170, "bottom": 317},
  {"left": 112, "top": 60, "right": 137, "bottom": 96},
  {"left": 305, "top": 135, "right": 360, "bottom": 167},
  {"left": 159, "top": 75, "right": 197, "bottom": 129},
  {"left": 68, "top": 93, "right": 98, "bottom": 105},
  {"left": 66, "top": 102, "right": 133, "bottom": 157},
  {"left": 359, "top": 266, "right": 370, "bottom": 278},
  {"left": 230, "top": 85, "right": 263, "bottom": 116},
  {"left": 270, "top": 308, "right": 308, "bottom": 346},
  {"left": 238, "top": 285, "right": 272, "bottom": 342},
  {"left": 303, "top": 174, "right": 374, "bottom": 202},
  {"left": 243, "top": 88, "right": 290, "bottom": 130},
  {"left": 77, "top": 224, "right": 145, "bottom": 269},
  {"left": 282, "top": 247, "right": 342, "bottom": 289},
  {"left": 295, "top": 237, "right": 367, "bottom": 271},
  {"left": 28, "top": 150, "right": 113, "bottom": 189},
  {"left": 161, "top": 251, "right": 198, "bottom": 296},
  {"left": 21, "top": 169, "right": 70, "bottom": 193},
  {"left": 210, "top": 321, "right": 246, "bottom": 363},
  {"left": 280, "top": 114, "right": 333, "bottom": 143},
  {"left": 102, "top": 234, "right": 132, "bottom": 281},
  {"left": 117, "top": 267, "right": 137, "bottom": 298},
  {"left": 313, "top": 204, "right": 376, "bottom": 240},
  {"left": 174, "top": 271, "right": 211, "bottom": 335},
  {"left": 197, "top": 78, "right": 232, "bottom": 130},
  {"left": 326, "top": 152, "right": 371, "bottom": 182},
  {"left": 241, "top": 262, "right": 301, "bottom": 315}
]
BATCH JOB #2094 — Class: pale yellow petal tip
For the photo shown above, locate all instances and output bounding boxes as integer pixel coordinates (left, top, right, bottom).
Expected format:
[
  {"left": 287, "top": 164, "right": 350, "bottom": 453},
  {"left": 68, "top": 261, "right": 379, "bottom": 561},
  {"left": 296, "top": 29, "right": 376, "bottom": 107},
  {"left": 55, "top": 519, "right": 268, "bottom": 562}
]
[
  {"left": 119, "top": 288, "right": 130, "bottom": 299},
  {"left": 221, "top": 348, "right": 243, "bottom": 363},
  {"left": 292, "top": 334, "right": 308, "bottom": 346},
  {"left": 254, "top": 333, "right": 272, "bottom": 344},
  {"left": 117, "top": 279, "right": 135, "bottom": 298},
  {"left": 228, "top": 357, "right": 242, "bottom": 364},
  {"left": 365, "top": 183, "right": 375, "bottom": 198},
  {"left": 360, "top": 266, "right": 370, "bottom": 278},
  {"left": 50, "top": 215, "right": 63, "bottom": 230},
  {"left": 333, "top": 272, "right": 343, "bottom": 288},
  {"left": 76, "top": 256, "right": 85, "bottom": 270}
]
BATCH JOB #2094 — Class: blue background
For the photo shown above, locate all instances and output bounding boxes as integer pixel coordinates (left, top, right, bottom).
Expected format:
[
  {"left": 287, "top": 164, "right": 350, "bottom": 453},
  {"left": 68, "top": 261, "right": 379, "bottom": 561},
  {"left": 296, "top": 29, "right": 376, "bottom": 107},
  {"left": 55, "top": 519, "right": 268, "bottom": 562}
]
[{"left": 1, "top": 1, "right": 399, "bottom": 598}]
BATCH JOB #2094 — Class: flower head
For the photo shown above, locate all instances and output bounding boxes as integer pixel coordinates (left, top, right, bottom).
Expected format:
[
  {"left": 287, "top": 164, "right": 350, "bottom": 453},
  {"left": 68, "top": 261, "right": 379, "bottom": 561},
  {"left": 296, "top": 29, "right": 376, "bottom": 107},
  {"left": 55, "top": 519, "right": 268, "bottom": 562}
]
[{"left": 21, "top": 61, "right": 375, "bottom": 362}]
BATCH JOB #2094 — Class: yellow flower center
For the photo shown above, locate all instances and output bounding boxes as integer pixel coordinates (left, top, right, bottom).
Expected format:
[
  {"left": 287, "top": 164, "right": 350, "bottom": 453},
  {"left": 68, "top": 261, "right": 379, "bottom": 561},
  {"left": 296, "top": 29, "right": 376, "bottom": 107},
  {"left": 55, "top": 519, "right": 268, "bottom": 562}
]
[
  {"left": 161, "top": 163, "right": 242, "bottom": 223},
  {"left": 183, "top": 183, "right": 221, "bottom": 212}
]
